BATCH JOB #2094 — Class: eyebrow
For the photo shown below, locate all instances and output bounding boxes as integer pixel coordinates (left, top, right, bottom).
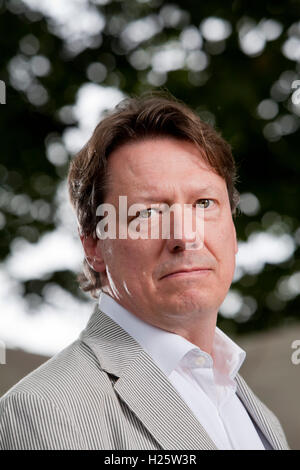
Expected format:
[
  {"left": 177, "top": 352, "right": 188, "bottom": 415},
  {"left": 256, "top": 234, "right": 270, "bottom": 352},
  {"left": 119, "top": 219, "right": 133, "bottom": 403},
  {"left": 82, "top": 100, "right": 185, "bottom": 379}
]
[{"left": 132, "top": 185, "right": 223, "bottom": 203}]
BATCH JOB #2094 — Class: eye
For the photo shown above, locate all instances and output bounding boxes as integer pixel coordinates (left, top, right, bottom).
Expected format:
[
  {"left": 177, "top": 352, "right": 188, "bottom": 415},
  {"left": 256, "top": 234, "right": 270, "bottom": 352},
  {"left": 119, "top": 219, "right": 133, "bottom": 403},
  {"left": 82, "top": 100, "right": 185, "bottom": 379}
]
[
  {"left": 196, "top": 199, "right": 214, "bottom": 209},
  {"left": 137, "top": 207, "right": 160, "bottom": 219}
]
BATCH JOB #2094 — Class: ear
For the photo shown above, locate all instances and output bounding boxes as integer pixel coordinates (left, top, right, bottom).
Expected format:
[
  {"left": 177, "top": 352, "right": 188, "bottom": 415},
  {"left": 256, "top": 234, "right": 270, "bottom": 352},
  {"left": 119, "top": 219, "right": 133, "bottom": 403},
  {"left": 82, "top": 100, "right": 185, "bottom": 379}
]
[{"left": 79, "top": 228, "right": 106, "bottom": 273}]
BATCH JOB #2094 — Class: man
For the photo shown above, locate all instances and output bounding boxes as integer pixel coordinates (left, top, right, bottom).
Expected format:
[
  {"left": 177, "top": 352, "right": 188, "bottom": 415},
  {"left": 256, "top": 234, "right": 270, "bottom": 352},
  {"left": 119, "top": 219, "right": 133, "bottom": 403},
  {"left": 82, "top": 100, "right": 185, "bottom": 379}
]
[{"left": 0, "top": 93, "right": 290, "bottom": 450}]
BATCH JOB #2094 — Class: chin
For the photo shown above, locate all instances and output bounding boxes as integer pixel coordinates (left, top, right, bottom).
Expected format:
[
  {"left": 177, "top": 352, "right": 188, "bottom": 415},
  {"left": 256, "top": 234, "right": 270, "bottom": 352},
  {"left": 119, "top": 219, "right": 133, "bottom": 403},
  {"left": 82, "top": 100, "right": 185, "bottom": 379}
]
[{"left": 164, "top": 293, "right": 215, "bottom": 315}]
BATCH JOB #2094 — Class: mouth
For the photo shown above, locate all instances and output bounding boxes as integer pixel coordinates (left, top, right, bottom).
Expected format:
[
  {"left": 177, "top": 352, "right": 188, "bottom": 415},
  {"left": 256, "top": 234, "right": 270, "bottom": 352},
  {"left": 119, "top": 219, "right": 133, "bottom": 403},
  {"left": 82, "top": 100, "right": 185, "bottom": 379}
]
[{"left": 160, "top": 269, "right": 212, "bottom": 280}]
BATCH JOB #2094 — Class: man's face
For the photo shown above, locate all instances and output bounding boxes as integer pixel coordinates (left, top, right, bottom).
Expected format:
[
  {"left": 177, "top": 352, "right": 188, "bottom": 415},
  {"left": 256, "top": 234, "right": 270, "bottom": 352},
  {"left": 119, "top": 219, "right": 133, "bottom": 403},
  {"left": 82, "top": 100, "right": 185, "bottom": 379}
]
[{"left": 88, "top": 137, "right": 238, "bottom": 331}]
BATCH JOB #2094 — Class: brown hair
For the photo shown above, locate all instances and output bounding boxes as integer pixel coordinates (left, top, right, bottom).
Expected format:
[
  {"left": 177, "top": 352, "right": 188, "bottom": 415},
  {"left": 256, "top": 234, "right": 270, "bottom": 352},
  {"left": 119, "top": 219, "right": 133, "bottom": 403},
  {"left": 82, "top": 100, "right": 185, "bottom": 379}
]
[{"left": 68, "top": 91, "right": 240, "bottom": 299}]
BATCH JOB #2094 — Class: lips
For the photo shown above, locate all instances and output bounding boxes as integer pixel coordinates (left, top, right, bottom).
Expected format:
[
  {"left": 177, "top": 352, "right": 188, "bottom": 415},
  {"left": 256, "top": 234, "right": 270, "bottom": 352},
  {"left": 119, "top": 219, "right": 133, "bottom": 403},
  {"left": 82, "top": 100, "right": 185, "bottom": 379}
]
[{"left": 160, "top": 268, "right": 212, "bottom": 280}]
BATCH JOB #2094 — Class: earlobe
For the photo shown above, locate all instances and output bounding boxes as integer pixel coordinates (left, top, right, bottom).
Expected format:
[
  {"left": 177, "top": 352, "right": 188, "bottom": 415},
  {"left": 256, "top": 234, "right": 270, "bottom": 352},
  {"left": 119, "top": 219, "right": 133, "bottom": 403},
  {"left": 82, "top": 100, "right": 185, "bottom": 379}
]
[
  {"left": 85, "top": 255, "right": 105, "bottom": 272},
  {"left": 79, "top": 231, "right": 106, "bottom": 273}
]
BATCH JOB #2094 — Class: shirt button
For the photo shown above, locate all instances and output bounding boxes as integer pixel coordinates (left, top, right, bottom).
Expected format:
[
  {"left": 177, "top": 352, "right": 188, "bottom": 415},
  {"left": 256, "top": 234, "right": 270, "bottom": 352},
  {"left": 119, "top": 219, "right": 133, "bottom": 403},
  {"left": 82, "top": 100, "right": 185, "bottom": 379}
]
[{"left": 195, "top": 356, "right": 206, "bottom": 367}]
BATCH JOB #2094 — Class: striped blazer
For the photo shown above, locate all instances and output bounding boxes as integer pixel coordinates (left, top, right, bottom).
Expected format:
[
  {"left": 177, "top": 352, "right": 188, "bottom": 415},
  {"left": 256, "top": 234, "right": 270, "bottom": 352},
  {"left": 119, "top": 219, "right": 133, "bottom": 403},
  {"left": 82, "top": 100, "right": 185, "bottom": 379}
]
[{"left": 0, "top": 304, "right": 290, "bottom": 450}]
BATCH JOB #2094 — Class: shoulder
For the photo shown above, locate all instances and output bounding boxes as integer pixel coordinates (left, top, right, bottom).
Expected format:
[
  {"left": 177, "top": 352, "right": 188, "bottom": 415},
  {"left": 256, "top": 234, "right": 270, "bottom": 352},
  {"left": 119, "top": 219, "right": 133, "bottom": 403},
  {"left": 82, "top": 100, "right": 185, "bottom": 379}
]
[
  {"left": 0, "top": 338, "right": 115, "bottom": 412},
  {"left": 0, "top": 389, "right": 85, "bottom": 449},
  {"left": 0, "top": 339, "right": 117, "bottom": 449}
]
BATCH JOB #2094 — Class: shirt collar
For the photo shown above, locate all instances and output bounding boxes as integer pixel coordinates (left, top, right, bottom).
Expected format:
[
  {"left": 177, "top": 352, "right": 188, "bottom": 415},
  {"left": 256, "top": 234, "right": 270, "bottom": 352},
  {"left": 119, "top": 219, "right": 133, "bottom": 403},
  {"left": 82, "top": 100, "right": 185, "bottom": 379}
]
[{"left": 98, "top": 292, "right": 246, "bottom": 380}]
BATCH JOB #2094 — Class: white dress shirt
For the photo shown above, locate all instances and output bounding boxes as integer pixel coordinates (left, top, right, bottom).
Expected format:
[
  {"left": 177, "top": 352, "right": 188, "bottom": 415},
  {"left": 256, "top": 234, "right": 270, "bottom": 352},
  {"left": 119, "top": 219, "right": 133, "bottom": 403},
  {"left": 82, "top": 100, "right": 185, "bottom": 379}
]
[{"left": 98, "top": 292, "right": 271, "bottom": 450}]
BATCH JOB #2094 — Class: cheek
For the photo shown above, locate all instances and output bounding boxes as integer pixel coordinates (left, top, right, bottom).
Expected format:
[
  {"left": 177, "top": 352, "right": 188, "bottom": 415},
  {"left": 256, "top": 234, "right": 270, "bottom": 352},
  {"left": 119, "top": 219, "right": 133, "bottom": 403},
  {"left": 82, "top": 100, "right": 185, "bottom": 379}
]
[
  {"left": 110, "top": 239, "right": 156, "bottom": 275},
  {"left": 206, "top": 222, "right": 237, "bottom": 266},
  {"left": 220, "top": 228, "right": 237, "bottom": 278}
]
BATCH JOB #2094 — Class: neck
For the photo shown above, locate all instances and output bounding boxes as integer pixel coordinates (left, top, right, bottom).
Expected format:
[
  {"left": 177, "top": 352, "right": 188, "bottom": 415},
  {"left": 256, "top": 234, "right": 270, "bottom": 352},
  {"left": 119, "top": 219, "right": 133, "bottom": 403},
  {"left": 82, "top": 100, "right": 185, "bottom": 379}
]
[
  {"left": 154, "top": 314, "right": 218, "bottom": 355},
  {"left": 101, "top": 289, "right": 218, "bottom": 355}
]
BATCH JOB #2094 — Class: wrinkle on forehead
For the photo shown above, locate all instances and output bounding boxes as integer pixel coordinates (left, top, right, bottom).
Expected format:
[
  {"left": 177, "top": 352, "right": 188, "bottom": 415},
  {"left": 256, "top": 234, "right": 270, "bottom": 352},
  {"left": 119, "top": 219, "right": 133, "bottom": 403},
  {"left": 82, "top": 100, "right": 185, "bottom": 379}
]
[{"left": 107, "top": 137, "right": 220, "bottom": 191}]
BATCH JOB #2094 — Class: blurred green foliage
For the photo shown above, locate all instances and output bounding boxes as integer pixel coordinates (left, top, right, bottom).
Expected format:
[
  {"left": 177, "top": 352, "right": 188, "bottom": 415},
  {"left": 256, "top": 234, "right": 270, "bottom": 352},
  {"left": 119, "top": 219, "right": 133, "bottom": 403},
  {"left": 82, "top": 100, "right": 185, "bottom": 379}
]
[{"left": 1, "top": 0, "right": 300, "bottom": 335}]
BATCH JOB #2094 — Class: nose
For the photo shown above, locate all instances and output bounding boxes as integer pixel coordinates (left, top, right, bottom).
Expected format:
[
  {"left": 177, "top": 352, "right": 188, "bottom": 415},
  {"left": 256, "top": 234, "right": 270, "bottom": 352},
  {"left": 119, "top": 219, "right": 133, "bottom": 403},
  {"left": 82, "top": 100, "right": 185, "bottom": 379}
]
[{"left": 163, "top": 203, "right": 204, "bottom": 253}]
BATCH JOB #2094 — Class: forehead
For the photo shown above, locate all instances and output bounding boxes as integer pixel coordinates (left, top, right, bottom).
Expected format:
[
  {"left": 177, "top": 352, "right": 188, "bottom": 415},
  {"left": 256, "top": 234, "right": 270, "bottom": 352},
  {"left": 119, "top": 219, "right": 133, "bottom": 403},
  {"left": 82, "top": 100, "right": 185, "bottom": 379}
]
[{"left": 105, "top": 137, "right": 226, "bottom": 198}]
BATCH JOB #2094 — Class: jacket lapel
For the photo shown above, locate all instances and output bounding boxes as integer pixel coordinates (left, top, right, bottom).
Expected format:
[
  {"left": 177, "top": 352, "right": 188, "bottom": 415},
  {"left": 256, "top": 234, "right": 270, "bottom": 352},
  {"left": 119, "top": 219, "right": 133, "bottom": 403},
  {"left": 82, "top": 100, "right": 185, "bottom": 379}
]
[
  {"left": 235, "top": 373, "right": 290, "bottom": 450},
  {"left": 80, "top": 305, "right": 289, "bottom": 450},
  {"left": 80, "top": 305, "right": 217, "bottom": 450},
  {"left": 114, "top": 348, "right": 218, "bottom": 450}
]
